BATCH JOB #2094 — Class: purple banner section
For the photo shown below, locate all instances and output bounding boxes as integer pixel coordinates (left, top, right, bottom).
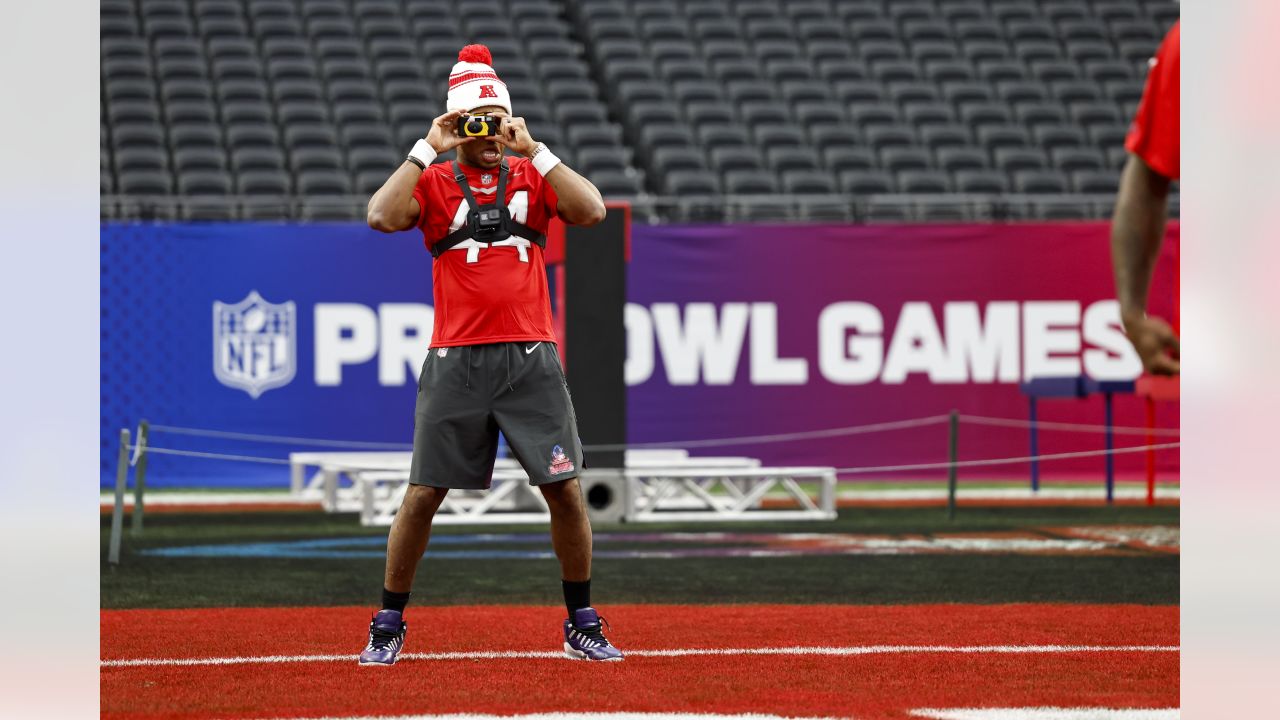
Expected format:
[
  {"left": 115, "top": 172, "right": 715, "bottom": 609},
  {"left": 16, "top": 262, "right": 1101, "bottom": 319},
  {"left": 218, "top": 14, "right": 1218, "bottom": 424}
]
[{"left": 624, "top": 222, "right": 1180, "bottom": 479}]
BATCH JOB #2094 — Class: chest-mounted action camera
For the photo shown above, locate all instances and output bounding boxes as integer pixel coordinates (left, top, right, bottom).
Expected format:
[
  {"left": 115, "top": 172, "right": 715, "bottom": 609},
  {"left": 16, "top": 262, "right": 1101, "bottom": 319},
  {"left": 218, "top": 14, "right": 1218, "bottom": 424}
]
[{"left": 429, "top": 161, "right": 548, "bottom": 258}]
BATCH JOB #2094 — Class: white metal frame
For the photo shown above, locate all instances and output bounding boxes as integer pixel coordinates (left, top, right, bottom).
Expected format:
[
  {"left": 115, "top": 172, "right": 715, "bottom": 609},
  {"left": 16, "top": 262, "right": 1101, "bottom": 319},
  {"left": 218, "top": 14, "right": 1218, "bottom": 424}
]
[{"left": 290, "top": 450, "right": 834, "bottom": 526}]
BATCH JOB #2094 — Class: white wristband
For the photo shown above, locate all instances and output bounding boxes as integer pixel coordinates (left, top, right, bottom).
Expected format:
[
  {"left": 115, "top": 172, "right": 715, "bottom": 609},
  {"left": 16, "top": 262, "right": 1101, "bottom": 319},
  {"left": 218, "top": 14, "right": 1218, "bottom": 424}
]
[
  {"left": 530, "top": 144, "right": 562, "bottom": 176},
  {"left": 408, "top": 139, "right": 437, "bottom": 168}
]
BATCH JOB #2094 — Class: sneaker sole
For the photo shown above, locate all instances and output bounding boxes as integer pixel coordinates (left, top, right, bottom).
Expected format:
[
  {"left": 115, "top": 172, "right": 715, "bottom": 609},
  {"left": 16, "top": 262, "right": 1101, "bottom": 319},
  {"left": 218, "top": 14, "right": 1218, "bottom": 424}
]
[
  {"left": 357, "top": 658, "right": 397, "bottom": 666},
  {"left": 562, "top": 641, "right": 623, "bottom": 662}
]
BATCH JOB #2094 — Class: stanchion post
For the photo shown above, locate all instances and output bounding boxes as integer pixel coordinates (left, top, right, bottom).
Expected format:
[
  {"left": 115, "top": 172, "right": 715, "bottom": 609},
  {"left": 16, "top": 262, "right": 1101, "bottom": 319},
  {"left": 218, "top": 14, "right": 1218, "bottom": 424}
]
[
  {"left": 1145, "top": 398, "right": 1156, "bottom": 506},
  {"left": 108, "top": 428, "right": 130, "bottom": 565},
  {"left": 1104, "top": 392, "right": 1115, "bottom": 504},
  {"left": 1029, "top": 396, "right": 1039, "bottom": 491},
  {"left": 131, "top": 420, "right": 149, "bottom": 535},
  {"left": 947, "top": 409, "right": 958, "bottom": 520}
]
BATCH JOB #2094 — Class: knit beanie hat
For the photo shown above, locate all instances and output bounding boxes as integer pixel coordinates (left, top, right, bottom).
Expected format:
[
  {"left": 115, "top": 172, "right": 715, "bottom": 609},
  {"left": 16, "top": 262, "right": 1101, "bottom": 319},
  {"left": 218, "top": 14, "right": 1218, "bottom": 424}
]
[{"left": 446, "top": 44, "right": 512, "bottom": 114}]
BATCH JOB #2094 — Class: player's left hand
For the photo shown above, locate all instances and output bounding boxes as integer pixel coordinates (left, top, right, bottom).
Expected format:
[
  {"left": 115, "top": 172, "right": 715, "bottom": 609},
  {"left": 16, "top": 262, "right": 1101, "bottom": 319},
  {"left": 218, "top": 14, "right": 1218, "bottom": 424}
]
[{"left": 492, "top": 115, "right": 539, "bottom": 156}]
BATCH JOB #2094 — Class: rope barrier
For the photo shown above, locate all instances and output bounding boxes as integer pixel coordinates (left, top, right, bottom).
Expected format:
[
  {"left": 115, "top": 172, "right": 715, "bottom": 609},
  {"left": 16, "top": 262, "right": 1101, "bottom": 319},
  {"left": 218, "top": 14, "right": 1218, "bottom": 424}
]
[
  {"left": 133, "top": 441, "right": 1180, "bottom": 477},
  {"left": 148, "top": 424, "right": 413, "bottom": 450},
  {"left": 582, "top": 415, "right": 951, "bottom": 451},
  {"left": 144, "top": 412, "right": 1179, "bottom": 454},
  {"left": 131, "top": 446, "right": 295, "bottom": 466},
  {"left": 958, "top": 414, "right": 1180, "bottom": 437},
  {"left": 834, "top": 442, "right": 1180, "bottom": 476}
]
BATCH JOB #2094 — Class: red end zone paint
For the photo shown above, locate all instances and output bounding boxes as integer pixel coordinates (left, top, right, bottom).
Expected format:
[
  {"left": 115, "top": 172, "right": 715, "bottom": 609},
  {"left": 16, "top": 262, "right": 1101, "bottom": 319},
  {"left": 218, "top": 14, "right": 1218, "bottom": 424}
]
[{"left": 102, "top": 605, "right": 1177, "bottom": 720}]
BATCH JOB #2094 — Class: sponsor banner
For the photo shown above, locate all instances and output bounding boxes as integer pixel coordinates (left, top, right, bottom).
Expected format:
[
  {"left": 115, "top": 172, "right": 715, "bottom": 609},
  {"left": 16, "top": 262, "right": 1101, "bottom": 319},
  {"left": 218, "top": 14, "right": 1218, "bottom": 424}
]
[
  {"left": 100, "top": 222, "right": 1178, "bottom": 487},
  {"left": 623, "top": 222, "right": 1180, "bottom": 478}
]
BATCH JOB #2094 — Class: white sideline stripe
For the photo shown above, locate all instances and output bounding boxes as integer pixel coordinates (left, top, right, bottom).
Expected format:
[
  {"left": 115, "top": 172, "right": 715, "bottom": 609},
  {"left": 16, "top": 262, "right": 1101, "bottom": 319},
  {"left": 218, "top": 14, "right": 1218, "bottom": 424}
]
[
  {"left": 911, "top": 709, "right": 1179, "bottom": 720},
  {"left": 100, "top": 644, "right": 1178, "bottom": 668},
  {"left": 98, "top": 492, "right": 317, "bottom": 506},
  {"left": 259, "top": 714, "right": 842, "bottom": 720}
]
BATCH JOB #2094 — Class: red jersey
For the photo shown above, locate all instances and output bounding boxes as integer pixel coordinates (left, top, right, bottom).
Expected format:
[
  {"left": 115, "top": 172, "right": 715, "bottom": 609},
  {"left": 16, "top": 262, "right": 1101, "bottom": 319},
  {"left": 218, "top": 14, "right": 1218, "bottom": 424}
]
[
  {"left": 1125, "top": 21, "right": 1180, "bottom": 179},
  {"left": 411, "top": 156, "right": 560, "bottom": 347}
]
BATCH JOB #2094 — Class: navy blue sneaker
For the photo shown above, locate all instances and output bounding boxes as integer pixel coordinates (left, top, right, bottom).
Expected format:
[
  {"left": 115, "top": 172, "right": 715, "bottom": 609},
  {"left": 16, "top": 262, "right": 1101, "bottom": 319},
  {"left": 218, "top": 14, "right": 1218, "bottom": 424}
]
[
  {"left": 358, "top": 609, "right": 406, "bottom": 666},
  {"left": 563, "top": 607, "right": 623, "bottom": 661}
]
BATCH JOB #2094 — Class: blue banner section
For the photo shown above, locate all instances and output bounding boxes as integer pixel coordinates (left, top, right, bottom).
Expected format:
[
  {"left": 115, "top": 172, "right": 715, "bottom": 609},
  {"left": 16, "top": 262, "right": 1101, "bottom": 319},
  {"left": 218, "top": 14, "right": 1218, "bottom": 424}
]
[{"left": 101, "top": 223, "right": 441, "bottom": 487}]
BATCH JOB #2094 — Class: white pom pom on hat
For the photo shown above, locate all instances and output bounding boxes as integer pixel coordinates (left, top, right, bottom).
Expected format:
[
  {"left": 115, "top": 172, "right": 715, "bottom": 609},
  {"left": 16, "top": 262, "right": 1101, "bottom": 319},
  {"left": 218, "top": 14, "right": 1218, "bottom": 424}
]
[{"left": 446, "top": 44, "right": 512, "bottom": 114}]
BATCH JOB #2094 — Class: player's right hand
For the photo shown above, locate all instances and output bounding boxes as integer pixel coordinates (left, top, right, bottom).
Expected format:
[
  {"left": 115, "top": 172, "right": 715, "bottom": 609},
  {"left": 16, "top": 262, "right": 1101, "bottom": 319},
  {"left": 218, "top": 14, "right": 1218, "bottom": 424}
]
[
  {"left": 1124, "top": 314, "right": 1180, "bottom": 375},
  {"left": 425, "top": 109, "right": 476, "bottom": 154}
]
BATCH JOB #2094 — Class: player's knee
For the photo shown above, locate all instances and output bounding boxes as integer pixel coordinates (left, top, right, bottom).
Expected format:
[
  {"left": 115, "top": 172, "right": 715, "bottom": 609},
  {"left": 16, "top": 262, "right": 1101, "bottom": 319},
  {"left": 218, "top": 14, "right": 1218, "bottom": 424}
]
[
  {"left": 401, "top": 484, "right": 448, "bottom": 520},
  {"left": 539, "top": 477, "right": 582, "bottom": 507}
]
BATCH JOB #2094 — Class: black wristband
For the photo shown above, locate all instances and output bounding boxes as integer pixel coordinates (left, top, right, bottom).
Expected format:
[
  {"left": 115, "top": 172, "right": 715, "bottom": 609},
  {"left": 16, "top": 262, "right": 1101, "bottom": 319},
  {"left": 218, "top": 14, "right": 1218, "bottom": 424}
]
[{"left": 406, "top": 155, "right": 426, "bottom": 171}]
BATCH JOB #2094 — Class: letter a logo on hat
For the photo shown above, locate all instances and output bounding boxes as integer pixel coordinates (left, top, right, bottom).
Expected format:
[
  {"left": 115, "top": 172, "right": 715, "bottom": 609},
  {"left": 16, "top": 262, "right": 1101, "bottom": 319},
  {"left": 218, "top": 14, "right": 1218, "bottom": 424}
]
[{"left": 478, "top": 84, "right": 498, "bottom": 98}]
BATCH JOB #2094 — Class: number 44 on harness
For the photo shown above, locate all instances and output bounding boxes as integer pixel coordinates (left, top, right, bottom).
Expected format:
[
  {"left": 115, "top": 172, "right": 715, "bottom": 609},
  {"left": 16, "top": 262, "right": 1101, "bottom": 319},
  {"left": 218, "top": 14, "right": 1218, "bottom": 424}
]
[{"left": 430, "top": 160, "right": 546, "bottom": 258}]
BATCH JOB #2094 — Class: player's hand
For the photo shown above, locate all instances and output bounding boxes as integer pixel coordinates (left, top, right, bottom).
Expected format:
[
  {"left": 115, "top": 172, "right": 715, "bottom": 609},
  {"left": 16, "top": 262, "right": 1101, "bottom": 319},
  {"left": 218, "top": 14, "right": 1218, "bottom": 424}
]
[
  {"left": 492, "top": 115, "right": 539, "bottom": 156},
  {"left": 1123, "top": 314, "right": 1180, "bottom": 375},
  {"left": 425, "top": 109, "right": 476, "bottom": 154}
]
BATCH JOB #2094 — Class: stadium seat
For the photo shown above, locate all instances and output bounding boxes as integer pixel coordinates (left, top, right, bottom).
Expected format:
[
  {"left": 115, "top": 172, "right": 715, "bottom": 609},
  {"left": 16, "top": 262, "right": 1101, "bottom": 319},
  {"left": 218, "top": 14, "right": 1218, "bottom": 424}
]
[
  {"left": 782, "top": 171, "right": 837, "bottom": 195},
  {"left": 174, "top": 148, "right": 228, "bottom": 173},
  {"left": 578, "top": 147, "right": 630, "bottom": 175},
  {"left": 767, "top": 147, "right": 822, "bottom": 174},
  {"left": 936, "top": 147, "right": 989, "bottom": 173},
  {"left": 1033, "top": 126, "right": 1088, "bottom": 151},
  {"left": 821, "top": 147, "right": 876, "bottom": 172},
  {"left": 994, "top": 147, "right": 1048, "bottom": 173},
  {"left": 899, "top": 170, "right": 952, "bottom": 193},
  {"left": 1072, "top": 170, "right": 1120, "bottom": 194},
  {"left": 232, "top": 148, "right": 286, "bottom": 173},
  {"left": 838, "top": 170, "right": 896, "bottom": 195},
  {"left": 178, "top": 171, "right": 234, "bottom": 196},
  {"left": 881, "top": 147, "right": 933, "bottom": 173},
  {"left": 664, "top": 170, "right": 720, "bottom": 195},
  {"left": 1013, "top": 170, "right": 1069, "bottom": 194},
  {"left": 976, "top": 125, "right": 1031, "bottom": 151},
  {"left": 954, "top": 170, "right": 1010, "bottom": 194},
  {"left": 119, "top": 170, "right": 174, "bottom": 195},
  {"left": 1050, "top": 147, "right": 1105, "bottom": 173},
  {"left": 920, "top": 125, "right": 971, "bottom": 150},
  {"left": 590, "top": 171, "right": 644, "bottom": 197}
]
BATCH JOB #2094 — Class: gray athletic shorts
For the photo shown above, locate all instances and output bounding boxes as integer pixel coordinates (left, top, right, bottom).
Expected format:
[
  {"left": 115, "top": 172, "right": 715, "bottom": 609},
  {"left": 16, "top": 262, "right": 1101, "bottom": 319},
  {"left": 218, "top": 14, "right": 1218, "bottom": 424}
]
[{"left": 408, "top": 341, "right": 584, "bottom": 490}]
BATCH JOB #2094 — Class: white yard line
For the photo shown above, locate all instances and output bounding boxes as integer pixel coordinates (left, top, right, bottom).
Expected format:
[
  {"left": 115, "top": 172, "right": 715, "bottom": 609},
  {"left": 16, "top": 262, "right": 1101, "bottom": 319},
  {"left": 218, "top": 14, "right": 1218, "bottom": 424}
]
[
  {"left": 101, "top": 644, "right": 1178, "bottom": 668},
  {"left": 911, "top": 709, "right": 1179, "bottom": 720},
  {"left": 258, "top": 715, "right": 842, "bottom": 720}
]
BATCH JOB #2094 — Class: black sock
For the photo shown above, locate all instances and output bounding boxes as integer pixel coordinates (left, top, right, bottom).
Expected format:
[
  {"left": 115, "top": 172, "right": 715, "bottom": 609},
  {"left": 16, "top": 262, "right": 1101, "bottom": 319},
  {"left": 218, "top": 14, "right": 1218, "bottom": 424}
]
[
  {"left": 562, "top": 579, "right": 591, "bottom": 616},
  {"left": 381, "top": 587, "right": 411, "bottom": 614}
]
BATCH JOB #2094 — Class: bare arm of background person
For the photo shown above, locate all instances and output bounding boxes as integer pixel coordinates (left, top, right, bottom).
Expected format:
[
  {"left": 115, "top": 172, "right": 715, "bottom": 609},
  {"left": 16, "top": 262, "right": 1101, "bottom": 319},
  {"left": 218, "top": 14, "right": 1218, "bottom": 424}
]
[
  {"left": 367, "top": 110, "right": 474, "bottom": 232},
  {"left": 1110, "top": 152, "right": 1179, "bottom": 375},
  {"left": 493, "top": 115, "right": 606, "bottom": 226}
]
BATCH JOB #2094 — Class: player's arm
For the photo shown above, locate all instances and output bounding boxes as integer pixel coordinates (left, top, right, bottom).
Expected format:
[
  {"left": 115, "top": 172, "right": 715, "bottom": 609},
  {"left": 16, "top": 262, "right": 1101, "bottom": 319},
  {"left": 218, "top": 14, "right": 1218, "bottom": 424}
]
[
  {"left": 492, "top": 116, "right": 606, "bottom": 227},
  {"left": 367, "top": 109, "right": 475, "bottom": 233},
  {"left": 1110, "top": 152, "right": 1178, "bottom": 375}
]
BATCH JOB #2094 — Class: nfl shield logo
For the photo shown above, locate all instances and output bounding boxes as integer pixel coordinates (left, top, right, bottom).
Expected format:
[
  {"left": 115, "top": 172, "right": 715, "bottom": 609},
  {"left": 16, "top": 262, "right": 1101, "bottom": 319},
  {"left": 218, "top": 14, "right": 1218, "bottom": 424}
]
[
  {"left": 480, "top": 173, "right": 493, "bottom": 184},
  {"left": 212, "top": 290, "right": 297, "bottom": 398}
]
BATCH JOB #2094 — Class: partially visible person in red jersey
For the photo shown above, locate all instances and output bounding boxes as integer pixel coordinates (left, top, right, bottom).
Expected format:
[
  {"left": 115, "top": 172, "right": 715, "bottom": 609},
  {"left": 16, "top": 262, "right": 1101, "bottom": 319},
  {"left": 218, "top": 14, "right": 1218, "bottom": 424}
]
[{"left": 1111, "top": 21, "right": 1180, "bottom": 375}]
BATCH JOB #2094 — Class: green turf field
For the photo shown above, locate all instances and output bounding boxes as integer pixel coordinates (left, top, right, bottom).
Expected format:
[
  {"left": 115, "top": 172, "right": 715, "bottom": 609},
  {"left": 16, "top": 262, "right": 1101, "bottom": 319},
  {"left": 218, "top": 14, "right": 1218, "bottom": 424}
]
[{"left": 101, "top": 505, "right": 1178, "bottom": 609}]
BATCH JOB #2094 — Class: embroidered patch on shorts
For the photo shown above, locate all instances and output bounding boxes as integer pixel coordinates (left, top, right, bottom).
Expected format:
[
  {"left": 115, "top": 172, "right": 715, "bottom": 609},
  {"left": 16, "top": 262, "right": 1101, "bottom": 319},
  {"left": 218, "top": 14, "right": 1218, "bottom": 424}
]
[
  {"left": 436, "top": 348, "right": 448, "bottom": 358},
  {"left": 548, "top": 444, "right": 576, "bottom": 475}
]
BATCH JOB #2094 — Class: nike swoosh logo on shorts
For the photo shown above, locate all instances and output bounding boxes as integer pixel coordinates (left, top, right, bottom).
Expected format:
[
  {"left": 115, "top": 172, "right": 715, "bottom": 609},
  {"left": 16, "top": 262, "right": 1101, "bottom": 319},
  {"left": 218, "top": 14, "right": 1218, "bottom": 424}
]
[{"left": 525, "top": 343, "right": 541, "bottom": 354}]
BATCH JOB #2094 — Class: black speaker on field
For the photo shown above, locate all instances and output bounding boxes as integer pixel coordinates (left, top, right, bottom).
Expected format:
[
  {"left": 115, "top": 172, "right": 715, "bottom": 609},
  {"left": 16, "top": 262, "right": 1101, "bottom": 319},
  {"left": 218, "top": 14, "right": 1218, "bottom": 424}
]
[{"left": 561, "top": 204, "right": 628, "bottom": 469}]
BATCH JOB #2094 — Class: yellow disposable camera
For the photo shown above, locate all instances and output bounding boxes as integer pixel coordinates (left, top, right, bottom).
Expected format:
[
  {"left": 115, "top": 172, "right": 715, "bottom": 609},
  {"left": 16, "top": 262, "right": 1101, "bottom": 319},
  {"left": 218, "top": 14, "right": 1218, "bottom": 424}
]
[{"left": 455, "top": 114, "right": 500, "bottom": 137}]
